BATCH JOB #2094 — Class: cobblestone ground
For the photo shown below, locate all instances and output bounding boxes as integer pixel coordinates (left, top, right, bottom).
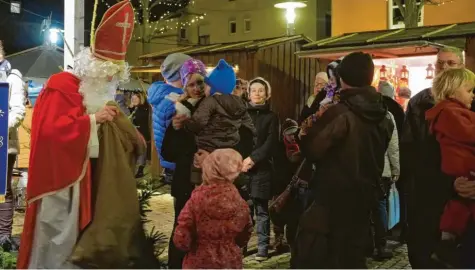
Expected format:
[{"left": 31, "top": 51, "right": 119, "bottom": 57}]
[
  {"left": 146, "top": 183, "right": 411, "bottom": 269},
  {"left": 242, "top": 240, "right": 410, "bottom": 269},
  {"left": 12, "top": 172, "right": 411, "bottom": 269}
]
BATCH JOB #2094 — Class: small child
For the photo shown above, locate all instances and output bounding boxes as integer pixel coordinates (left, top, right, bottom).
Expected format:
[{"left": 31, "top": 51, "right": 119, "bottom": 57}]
[
  {"left": 425, "top": 67, "right": 475, "bottom": 266},
  {"left": 184, "top": 59, "right": 255, "bottom": 152},
  {"left": 173, "top": 149, "right": 253, "bottom": 269},
  {"left": 180, "top": 59, "right": 255, "bottom": 183}
]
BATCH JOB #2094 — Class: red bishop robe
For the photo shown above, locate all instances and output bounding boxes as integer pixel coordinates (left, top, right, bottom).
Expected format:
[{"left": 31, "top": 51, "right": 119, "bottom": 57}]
[{"left": 17, "top": 72, "right": 92, "bottom": 269}]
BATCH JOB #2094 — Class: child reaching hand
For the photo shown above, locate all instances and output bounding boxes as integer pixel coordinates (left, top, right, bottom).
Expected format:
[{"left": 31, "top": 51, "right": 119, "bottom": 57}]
[
  {"left": 173, "top": 149, "right": 253, "bottom": 269},
  {"left": 425, "top": 67, "right": 475, "bottom": 266},
  {"left": 183, "top": 59, "right": 255, "bottom": 152}
]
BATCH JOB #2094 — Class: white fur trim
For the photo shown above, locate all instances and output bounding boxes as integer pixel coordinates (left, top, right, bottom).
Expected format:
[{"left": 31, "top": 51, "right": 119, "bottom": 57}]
[{"left": 248, "top": 77, "right": 272, "bottom": 99}]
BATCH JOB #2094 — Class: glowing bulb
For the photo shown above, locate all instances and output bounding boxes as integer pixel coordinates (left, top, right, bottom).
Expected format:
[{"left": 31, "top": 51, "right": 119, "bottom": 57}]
[
  {"left": 285, "top": 7, "right": 296, "bottom": 24},
  {"left": 49, "top": 28, "right": 59, "bottom": 44}
]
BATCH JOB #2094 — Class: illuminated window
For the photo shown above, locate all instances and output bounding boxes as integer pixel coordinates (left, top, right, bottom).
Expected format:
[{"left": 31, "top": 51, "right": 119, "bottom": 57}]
[{"left": 388, "top": 0, "right": 424, "bottom": 29}]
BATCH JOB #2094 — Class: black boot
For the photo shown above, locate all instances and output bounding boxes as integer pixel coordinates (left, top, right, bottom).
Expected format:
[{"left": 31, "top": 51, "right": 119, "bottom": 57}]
[
  {"left": 431, "top": 239, "right": 461, "bottom": 268},
  {"left": 135, "top": 166, "right": 145, "bottom": 178},
  {"left": 374, "top": 245, "right": 393, "bottom": 261}
]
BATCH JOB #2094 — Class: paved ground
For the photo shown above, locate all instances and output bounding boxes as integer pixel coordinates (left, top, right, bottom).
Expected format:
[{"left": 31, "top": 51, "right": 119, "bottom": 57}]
[
  {"left": 12, "top": 171, "right": 411, "bottom": 269},
  {"left": 137, "top": 181, "right": 411, "bottom": 269}
]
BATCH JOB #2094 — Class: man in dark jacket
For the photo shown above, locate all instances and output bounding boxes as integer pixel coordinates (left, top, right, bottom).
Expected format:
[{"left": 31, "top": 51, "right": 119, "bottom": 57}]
[
  {"left": 401, "top": 47, "right": 466, "bottom": 268},
  {"left": 294, "top": 52, "right": 393, "bottom": 269}
]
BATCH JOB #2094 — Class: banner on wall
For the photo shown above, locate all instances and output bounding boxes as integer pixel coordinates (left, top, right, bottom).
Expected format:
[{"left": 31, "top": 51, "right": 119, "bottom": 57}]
[{"left": 0, "top": 82, "right": 9, "bottom": 203}]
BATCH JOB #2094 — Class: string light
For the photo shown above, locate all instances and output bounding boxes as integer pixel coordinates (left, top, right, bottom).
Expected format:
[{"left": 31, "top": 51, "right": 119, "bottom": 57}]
[{"left": 101, "top": 0, "right": 205, "bottom": 40}]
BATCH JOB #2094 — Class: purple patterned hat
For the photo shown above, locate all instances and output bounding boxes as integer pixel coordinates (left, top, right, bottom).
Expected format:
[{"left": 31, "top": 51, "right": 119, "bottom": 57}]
[{"left": 180, "top": 58, "right": 207, "bottom": 88}]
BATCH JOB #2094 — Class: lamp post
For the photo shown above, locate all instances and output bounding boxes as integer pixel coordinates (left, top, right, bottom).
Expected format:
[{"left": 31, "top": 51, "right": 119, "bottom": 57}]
[
  {"left": 274, "top": 1, "right": 307, "bottom": 36},
  {"left": 64, "top": 0, "right": 85, "bottom": 69}
]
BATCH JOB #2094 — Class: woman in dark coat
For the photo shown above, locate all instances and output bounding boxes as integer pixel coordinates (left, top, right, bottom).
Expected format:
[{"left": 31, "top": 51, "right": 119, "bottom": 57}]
[
  {"left": 129, "top": 92, "right": 151, "bottom": 178},
  {"left": 298, "top": 60, "right": 341, "bottom": 124},
  {"left": 243, "top": 77, "right": 279, "bottom": 261}
]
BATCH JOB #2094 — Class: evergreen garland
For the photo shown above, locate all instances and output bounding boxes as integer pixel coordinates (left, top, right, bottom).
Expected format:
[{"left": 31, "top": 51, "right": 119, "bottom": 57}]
[{"left": 0, "top": 248, "right": 16, "bottom": 269}]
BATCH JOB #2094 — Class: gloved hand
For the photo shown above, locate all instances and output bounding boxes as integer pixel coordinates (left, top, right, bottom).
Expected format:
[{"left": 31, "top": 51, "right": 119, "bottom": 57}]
[{"left": 391, "top": 175, "right": 399, "bottom": 182}]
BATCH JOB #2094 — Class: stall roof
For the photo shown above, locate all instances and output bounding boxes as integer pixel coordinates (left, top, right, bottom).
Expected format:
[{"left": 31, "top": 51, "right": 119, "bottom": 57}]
[
  {"left": 139, "top": 34, "right": 312, "bottom": 60},
  {"left": 6, "top": 45, "right": 64, "bottom": 81},
  {"left": 298, "top": 22, "right": 475, "bottom": 59}
]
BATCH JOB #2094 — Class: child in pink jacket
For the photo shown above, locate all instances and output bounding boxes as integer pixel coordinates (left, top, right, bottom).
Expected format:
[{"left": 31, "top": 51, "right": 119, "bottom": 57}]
[{"left": 173, "top": 149, "right": 253, "bottom": 269}]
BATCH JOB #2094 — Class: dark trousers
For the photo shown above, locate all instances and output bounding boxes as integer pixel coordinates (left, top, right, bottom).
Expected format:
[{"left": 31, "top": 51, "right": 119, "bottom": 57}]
[
  {"left": 250, "top": 197, "right": 270, "bottom": 254},
  {"left": 168, "top": 194, "right": 191, "bottom": 269},
  {"left": 0, "top": 154, "right": 16, "bottom": 238},
  {"left": 371, "top": 177, "right": 390, "bottom": 249},
  {"left": 461, "top": 221, "right": 475, "bottom": 268}
]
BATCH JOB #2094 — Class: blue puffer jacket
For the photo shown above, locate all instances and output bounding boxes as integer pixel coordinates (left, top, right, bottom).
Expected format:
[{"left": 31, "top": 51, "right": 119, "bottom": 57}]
[{"left": 148, "top": 81, "right": 183, "bottom": 170}]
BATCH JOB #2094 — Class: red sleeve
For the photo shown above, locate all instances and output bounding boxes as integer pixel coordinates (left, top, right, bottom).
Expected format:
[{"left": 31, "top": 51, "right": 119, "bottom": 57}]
[
  {"left": 435, "top": 108, "right": 475, "bottom": 144},
  {"left": 173, "top": 198, "right": 195, "bottom": 252},
  {"left": 27, "top": 73, "right": 91, "bottom": 203},
  {"left": 235, "top": 214, "right": 253, "bottom": 247}
]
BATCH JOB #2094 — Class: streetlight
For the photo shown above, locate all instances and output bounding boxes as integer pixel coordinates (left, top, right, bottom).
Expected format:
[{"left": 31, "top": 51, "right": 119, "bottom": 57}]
[
  {"left": 274, "top": 1, "right": 307, "bottom": 36},
  {"left": 49, "top": 28, "right": 60, "bottom": 44}
]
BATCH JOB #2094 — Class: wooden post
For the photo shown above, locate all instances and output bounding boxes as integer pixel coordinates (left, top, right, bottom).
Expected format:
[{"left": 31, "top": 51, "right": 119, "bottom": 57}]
[{"left": 465, "top": 37, "right": 475, "bottom": 73}]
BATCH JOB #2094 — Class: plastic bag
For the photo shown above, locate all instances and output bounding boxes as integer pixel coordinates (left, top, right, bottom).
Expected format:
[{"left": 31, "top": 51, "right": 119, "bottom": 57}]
[{"left": 388, "top": 183, "right": 400, "bottom": 230}]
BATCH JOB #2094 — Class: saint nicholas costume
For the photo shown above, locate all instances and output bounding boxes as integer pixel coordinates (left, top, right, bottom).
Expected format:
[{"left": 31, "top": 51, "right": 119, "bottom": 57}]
[{"left": 17, "top": 1, "right": 157, "bottom": 268}]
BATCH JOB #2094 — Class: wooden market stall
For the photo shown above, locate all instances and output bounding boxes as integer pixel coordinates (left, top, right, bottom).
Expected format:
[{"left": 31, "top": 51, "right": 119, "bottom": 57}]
[
  {"left": 136, "top": 34, "right": 329, "bottom": 121},
  {"left": 294, "top": 21, "right": 475, "bottom": 106}
]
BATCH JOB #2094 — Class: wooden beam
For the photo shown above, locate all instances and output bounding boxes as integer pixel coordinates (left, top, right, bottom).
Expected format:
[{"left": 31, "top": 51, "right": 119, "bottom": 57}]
[
  {"left": 465, "top": 37, "right": 475, "bottom": 73},
  {"left": 367, "top": 29, "right": 405, "bottom": 43},
  {"left": 316, "top": 33, "right": 358, "bottom": 47},
  {"left": 422, "top": 24, "right": 457, "bottom": 38},
  {"left": 365, "top": 51, "right": 399, "bottom": 58}
]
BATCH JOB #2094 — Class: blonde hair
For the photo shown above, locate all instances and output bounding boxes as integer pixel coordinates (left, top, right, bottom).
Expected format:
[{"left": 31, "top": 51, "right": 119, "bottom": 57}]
[{"left": 432, "top": 67, "right": 475, "bottom": 103}]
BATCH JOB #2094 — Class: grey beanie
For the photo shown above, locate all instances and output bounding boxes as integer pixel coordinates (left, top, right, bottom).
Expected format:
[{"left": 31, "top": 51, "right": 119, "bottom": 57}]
[
  {"left": 378, "top": 81, "right": 395, "bottom": 98},
  {"left": 160, "top": 53, "right": 192, "bottom": 83}
]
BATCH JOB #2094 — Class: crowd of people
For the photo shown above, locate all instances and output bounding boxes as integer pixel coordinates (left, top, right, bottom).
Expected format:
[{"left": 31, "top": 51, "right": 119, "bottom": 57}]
[
  {"left": 149, "top": 46, "right": 475, "bottom": 269},
  {"left": 1, "top": 1, "right": 475, "bottom": 268}
]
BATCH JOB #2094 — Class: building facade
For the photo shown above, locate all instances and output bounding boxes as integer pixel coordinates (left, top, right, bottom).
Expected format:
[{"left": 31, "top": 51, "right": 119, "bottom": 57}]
[
  {"left": 127, "top": 0, "right": 331, "bottom": 65},
  {"left": 332, "top": 0, "right": 475, "bottom": 36}
]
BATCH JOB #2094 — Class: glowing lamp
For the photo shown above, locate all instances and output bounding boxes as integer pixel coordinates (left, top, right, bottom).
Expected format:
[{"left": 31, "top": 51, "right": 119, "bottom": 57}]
[
  {"left": 379, "top": 65, "right": 387, "bottom": 81},
  {"left": 400, "top": 65, "right": 409, "bottom": 81},
  {"left": 426, "top": 64, "right": 435, "bottom": 79},
  {"left": 49, "top": 29, "right": 60, "bottom": 44},
  {"left": 274, "top": 1, "right": 307, "bottom": 35}
]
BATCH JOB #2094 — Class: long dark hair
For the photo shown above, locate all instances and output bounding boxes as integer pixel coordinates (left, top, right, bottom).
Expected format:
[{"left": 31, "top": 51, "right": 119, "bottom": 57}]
[{"left": 326, "top": 60, "right": 341, "bottom": 89}]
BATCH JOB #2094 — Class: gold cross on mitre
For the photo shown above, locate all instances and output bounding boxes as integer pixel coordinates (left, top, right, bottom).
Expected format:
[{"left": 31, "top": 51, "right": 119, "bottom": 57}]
[{"left": 116, "top": 13, "right": 132, "bottom": 47}]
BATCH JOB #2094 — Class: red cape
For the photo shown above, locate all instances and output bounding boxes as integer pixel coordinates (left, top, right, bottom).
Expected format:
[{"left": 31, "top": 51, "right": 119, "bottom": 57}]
[{"left": 17, "top": 72, "right": 92, "bottom": 269}]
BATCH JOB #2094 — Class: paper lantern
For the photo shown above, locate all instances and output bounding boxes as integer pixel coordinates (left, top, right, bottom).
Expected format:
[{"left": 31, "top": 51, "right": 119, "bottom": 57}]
[
  {"left": 400, "top": 65, "right": 409, "bottom": 81},
  {"left": 426, "top": 64, "right": 435, "bottom": 79}
]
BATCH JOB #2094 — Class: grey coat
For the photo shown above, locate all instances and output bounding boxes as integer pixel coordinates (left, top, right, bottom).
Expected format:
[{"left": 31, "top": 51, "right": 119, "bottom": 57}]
[{"left": 383, "top": 112, "right": 400, "bottom": 178}]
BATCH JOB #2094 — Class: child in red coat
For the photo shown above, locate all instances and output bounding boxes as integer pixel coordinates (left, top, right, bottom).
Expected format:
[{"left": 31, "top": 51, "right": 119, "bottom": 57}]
[
  {"left": 425, "top": 67, "right": 475, "bottom": 265},
  {"left": 173, "top": 149, "right": 253, "bottom": 269}
]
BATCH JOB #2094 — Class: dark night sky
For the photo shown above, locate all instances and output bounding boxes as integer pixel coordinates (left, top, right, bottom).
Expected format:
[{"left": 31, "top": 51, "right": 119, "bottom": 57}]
[
  {"left": 0, "top": 0, "right": 188, "bottom": 55},
  {"left": 0, "top": 0, "right": 110, "bottom": 55}
]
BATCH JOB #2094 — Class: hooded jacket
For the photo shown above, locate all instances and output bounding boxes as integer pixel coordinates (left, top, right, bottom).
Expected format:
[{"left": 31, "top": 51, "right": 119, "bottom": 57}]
[
  {"left": 173, "top": 183, "right": 253, "bottom": 269},
  {"left": 295, "top": 86, "right": 394, "bottom": 268},
  {"left": 425, "top": 98, "right": 475, "bottom": 177},
  {"left": 184, "top": 94, "right": 256, "bottom": 152},
  {"left": 147, "top": 81, "right": 182, "bottom": 170},
  {"left": 300, "top": 85, "right": 393, "bottom": 205}
]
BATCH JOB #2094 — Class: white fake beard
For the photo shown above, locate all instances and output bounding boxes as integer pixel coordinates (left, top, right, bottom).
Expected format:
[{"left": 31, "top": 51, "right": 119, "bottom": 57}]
[
  {"left": 72, "top": 47, "right": 130, "bottom": 114},
  {"left": 78, "top": 77, "right": 119, "bottom": 113}
]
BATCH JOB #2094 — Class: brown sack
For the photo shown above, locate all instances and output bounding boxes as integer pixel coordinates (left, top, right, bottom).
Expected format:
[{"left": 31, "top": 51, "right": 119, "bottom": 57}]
[{"left": 70, "top": 101, "right": 158, "bottom": 268}]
